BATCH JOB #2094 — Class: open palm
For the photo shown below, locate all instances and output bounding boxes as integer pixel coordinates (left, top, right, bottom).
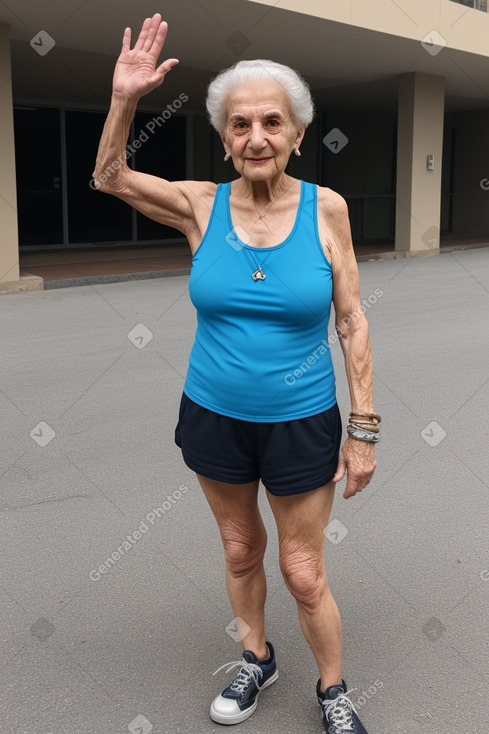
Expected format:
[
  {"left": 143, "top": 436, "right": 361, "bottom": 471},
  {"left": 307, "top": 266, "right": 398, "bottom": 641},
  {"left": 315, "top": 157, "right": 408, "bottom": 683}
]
[{"left": 113, "top": 13, "right": 179, "bottom": 99}]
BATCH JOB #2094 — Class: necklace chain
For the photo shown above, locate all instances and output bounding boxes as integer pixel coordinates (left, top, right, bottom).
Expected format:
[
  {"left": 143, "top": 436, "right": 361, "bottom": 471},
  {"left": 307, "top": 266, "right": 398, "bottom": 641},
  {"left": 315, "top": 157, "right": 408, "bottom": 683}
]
[
  {"left": 249, "top": 180, "right": 294, "bottom": 242},
  {"left": 233, "top": 180, "right": 298, "bottom": 283},
  {"left": 252, "top": 199, "right": 274, "bottom": 223}
]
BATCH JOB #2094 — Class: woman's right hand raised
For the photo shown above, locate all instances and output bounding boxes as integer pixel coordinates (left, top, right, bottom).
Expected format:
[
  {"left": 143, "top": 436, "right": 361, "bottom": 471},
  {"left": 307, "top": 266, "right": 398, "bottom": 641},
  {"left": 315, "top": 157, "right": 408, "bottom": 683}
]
[{"left": 112, "top": 13, "right": 179, "bottom": 100}]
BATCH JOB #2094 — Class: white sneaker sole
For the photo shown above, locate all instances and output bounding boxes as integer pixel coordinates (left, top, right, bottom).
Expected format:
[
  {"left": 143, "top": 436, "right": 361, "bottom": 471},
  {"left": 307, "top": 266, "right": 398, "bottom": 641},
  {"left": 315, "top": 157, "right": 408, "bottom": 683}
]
[{"left": 210, "top": 669, "right": 279, "bottom": 725}]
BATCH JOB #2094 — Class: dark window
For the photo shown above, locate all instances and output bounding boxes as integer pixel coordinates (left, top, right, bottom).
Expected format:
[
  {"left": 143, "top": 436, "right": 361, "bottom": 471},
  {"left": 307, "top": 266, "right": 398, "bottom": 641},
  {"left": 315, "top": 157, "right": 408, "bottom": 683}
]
[
  {"left": 14, "top": 108, "right": 63, "bottom": 246},
  {"left": 449, "top": 0, "right": 487, "bottom": 10},
  {"left": 65, "top": 110, "right": 132, "bottom": 244},
  {"left": 15, "top": 107, "right": 188, "bottom": 247},
  {"left": 133, "top": 112, "right": 186, "bottom": 241}
]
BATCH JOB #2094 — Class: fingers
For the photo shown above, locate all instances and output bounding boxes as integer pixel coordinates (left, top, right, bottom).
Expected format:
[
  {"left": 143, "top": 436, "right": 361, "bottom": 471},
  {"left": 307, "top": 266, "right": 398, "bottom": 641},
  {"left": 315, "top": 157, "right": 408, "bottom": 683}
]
[
  {"left": 343, "top": 476, "right": 360, "bottom": 499},
  {"left": 134, "top": 14, "right": 168, "bottom": 56},
  {"left": 332, "top": 461, "right": 345, "bottom": 484},
  {"left": 150, "top": 19, "right": 171, "bottom": 58},
  {"left": 342, "top": 473, "right": 373, "bottom": 499},
  {"left": 148, "top": 58, "right": 179, "bottom": 91},
  {"left": 133, "top": 15, "right": 154, "bottom": 52},
  {"left": 155, "top": 58, "right": 180, "bottom": 77},
  {"left": 123, "top": 14, "right": 171, "bottom": 65},
  {"left": 142, "top": 17, "right": 163, "bottom": 53},
  {"left": 121, "top": 27, "right": 131, "bottom": 54},
  {"left": 343, "top": 480, "right": 360, "bottom": 500}
]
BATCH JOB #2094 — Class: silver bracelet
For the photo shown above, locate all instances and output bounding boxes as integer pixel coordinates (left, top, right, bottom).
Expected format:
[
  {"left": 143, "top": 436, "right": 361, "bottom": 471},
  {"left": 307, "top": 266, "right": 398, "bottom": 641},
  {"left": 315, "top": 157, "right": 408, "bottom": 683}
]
[{"left": 347, "top": 425, "right": 380, "bottom": 443}]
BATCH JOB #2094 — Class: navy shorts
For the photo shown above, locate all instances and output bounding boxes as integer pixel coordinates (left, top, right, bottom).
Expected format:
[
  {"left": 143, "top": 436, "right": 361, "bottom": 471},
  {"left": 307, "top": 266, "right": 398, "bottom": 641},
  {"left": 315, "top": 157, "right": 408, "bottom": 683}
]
[{"left": 174, "top": 393, "right": 342, "bottom": 497}]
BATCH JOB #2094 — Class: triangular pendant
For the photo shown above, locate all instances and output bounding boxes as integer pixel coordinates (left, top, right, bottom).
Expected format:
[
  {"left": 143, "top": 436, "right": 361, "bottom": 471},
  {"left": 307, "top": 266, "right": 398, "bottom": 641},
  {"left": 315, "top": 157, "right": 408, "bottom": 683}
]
[{"left": 251, "top": 267, "right": 266, "bottom": 281}]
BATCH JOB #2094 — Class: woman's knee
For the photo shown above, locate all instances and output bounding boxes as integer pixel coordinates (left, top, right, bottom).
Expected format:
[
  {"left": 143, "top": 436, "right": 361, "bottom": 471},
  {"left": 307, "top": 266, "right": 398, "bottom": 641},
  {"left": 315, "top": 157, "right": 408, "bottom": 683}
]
[
  {"left": 279, "top": 546, "right": 327, "bottom": 612},
  {"left": 221, "top": 524, "right": 267, "bottom": 578}
]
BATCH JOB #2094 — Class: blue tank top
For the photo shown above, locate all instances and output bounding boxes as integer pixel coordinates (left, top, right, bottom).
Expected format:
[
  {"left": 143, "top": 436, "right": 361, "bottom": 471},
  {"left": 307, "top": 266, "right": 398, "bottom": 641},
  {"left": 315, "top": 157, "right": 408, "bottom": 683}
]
[{"left": 183, "top": 180, "right": 336, "bottom": 422}]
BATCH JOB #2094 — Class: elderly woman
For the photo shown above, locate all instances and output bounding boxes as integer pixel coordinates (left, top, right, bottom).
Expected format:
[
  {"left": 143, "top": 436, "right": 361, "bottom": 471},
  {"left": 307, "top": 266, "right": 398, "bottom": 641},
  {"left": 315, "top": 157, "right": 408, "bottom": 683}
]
[{"left": 94, "top": 14, "right": 379, "bottom": 734}]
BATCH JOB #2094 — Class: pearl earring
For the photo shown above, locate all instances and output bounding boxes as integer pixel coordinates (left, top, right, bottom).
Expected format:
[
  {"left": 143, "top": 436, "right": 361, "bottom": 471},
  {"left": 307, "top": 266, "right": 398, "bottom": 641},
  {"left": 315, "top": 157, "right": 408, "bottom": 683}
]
[
  {"left": 224, "top": 153, "right": 231, "bottom": 161},
  {"left": 294, "top": 148, "right": 301, "bottom": 157}
]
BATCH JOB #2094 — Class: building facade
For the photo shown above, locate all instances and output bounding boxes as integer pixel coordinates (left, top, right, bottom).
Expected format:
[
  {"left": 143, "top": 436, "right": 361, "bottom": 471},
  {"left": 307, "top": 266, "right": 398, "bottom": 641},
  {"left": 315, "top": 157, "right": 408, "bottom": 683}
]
[{"left": 1, "top": 0, "right": 489, "bottom": 291}]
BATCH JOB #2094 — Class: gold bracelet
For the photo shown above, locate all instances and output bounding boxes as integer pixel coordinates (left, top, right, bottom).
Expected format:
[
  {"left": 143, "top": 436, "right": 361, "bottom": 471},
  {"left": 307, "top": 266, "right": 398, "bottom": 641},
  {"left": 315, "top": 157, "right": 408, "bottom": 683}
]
[
  {"left": 349, "top": 418, "right": 380, "bottom": 428},
  {"left": 349, "top": 411, "right": 381, "bottom": 423}
]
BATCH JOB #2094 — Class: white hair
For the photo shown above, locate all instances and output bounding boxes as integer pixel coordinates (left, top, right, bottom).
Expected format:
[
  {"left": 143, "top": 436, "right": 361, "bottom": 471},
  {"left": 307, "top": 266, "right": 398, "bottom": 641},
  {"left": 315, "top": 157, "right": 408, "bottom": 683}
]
[{"left": 206, "top": 59, "right": 315, "bottom": 133}]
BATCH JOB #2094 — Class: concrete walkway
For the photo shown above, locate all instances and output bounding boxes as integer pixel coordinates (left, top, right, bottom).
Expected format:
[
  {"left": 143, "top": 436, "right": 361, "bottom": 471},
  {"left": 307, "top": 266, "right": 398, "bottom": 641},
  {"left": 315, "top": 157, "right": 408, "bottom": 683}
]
[{"left": 1, "top": 248, "right": 488, "bottom": 734}]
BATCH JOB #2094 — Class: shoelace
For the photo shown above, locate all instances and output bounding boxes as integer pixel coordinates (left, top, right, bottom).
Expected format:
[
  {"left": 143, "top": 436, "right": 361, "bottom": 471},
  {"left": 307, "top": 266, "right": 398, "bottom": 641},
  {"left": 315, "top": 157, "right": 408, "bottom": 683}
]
[
  {"left": 213, "top": 659, "right": 264, "bottom": 694},
  {"left": 321, "top": 689, "right": 357, "bottom": 733}
]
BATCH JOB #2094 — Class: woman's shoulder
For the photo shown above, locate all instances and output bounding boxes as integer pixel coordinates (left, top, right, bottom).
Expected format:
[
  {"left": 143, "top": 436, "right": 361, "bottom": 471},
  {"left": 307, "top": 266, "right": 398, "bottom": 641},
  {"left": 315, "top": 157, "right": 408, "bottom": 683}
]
[
  {"left": 315, "top": 185, "right": 348, "bottom": 221},
  {"left": 173, "top": 180, "right": 220, "bottom": 221},
  {"left": 314, "top": 185, "right": 353, "bottom": 263},
  {"left": 175, "top": 180, "right": 219, "bottom": 199}
]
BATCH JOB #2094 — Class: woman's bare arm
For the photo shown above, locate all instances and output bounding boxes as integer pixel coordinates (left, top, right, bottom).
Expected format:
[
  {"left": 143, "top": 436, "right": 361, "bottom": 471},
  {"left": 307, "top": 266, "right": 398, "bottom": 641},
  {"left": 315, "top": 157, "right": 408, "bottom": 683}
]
[
  {"left": 318, "top": 189, "right": 377, "bottom": 498},
  {"left": 93, "top": 14, "right": 212, "bottom": 240}
]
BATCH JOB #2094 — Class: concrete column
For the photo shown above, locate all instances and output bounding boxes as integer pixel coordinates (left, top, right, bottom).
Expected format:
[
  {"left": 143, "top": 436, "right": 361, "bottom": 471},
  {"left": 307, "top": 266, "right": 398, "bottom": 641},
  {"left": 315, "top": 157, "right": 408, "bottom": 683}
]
[
  {"left": 0, "top": 24, "right": 42, "bottom": 293},
  {"left": 395, "top": 72, "right": 445, "bottom": 256},
  {"left": 0, "top": 23, "right": 20, "bottom": 286}
]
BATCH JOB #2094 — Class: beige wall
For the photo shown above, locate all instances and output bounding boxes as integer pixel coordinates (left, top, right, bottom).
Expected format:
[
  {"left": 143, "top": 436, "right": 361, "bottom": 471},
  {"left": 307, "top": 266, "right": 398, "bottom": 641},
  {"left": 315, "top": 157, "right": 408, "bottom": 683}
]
[
  {"left": 0, "top": 23, "right": 19, "bottom": 284},
  {"left": 247, "top": 0, "right": 489, "bottom": 57},
  {"left": 395, "top": 73, "right": 445, "bottom": 254}
]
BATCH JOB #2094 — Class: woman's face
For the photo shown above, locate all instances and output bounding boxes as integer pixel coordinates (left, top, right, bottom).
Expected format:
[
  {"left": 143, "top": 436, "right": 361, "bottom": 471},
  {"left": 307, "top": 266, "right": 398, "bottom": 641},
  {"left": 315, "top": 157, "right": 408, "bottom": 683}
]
[{"left": 222, "top": 80, "right": 305, "bottom": 181}]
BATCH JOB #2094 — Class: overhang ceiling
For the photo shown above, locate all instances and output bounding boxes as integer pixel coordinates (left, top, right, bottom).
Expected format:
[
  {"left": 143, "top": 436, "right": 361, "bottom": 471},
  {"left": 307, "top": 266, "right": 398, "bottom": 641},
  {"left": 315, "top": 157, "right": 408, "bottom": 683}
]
[{"left": 2, "top": 0, "right": 489, "bottom": 113}]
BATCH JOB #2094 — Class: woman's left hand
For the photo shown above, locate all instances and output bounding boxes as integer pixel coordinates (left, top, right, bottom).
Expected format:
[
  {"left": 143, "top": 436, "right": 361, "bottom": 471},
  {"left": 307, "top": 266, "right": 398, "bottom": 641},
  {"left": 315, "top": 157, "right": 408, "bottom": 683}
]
[{"left": 332, "top": 436, "right": 377, "bottom": 499}]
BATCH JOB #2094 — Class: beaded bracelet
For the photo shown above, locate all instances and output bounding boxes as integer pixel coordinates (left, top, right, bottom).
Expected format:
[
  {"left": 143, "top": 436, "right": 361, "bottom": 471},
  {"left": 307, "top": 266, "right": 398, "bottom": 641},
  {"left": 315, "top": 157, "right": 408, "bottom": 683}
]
[{"left": 347, "top": 425, "right": 380, "bottom": 443}]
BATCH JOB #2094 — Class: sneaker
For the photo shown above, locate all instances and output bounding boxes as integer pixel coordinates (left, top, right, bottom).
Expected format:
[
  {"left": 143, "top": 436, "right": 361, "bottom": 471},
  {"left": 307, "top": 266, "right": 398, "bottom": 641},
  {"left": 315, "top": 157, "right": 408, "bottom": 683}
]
[
  {"left": 210, "top": 642, "right": 278, "bottom": 725},
  {"left": 316, "top": 679, "right": 368, "bottom": 734}
]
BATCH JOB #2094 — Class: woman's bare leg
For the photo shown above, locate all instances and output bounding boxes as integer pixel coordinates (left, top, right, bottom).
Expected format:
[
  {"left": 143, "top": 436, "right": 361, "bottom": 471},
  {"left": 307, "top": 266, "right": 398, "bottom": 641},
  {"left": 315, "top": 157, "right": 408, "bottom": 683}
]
[
  {"left": 196, "top": 474, "right": 269, "bottom": 660},
  {"left": 266, "top": 481, "right": 342, "bottom": 689}
]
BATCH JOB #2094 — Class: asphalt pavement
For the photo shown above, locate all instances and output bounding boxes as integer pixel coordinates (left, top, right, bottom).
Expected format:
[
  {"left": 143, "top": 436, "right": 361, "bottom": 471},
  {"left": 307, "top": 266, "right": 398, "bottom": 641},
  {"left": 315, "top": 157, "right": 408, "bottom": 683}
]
[{"left": 1, "top": 248, "right": 488, "bottom": 734}]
